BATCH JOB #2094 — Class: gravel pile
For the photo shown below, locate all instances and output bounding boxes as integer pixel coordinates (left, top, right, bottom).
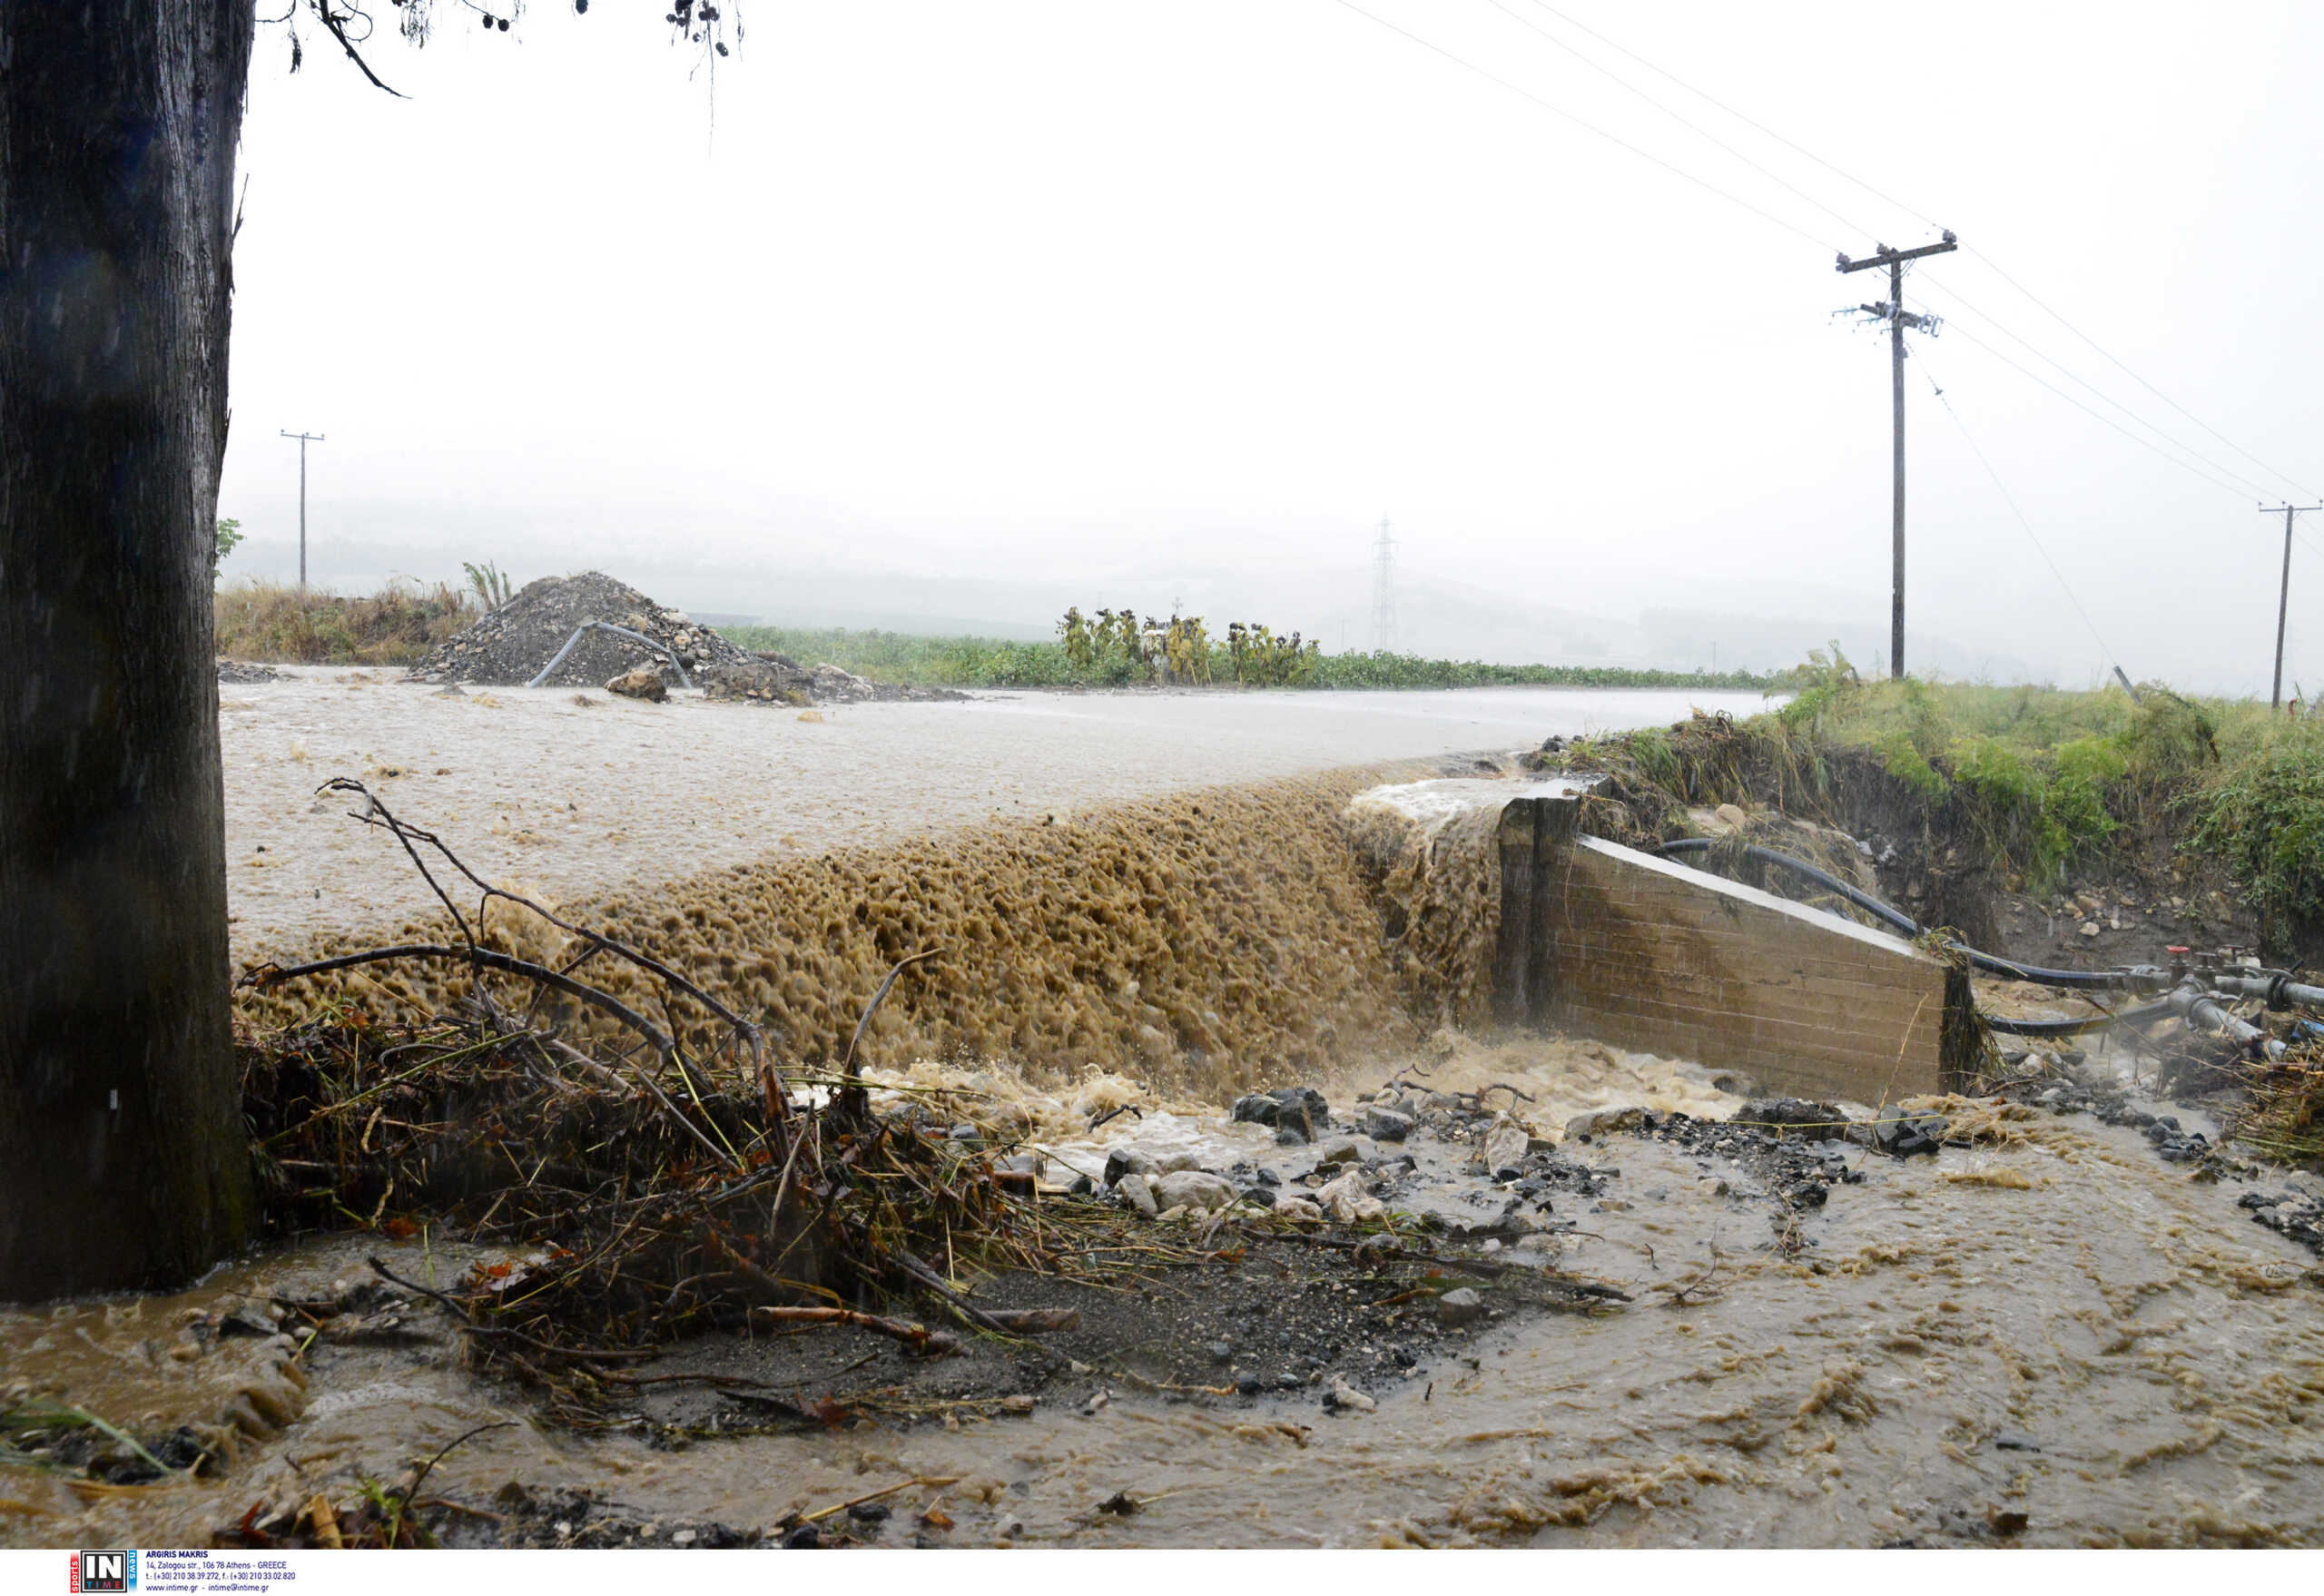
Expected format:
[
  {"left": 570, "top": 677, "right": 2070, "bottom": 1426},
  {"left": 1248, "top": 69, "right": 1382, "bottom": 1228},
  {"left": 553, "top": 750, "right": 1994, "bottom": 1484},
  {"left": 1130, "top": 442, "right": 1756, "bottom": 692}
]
[{"left": 403, "top": 571, "right": 756, "bottom": 688}]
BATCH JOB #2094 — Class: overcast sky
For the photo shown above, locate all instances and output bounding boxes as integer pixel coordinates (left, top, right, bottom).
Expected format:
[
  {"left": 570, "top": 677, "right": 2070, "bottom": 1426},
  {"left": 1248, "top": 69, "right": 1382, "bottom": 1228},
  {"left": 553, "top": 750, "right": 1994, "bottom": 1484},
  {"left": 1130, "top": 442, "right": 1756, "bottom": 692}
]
[{"left": 218, "top": 0, "right": 2324, "bottom": 693}]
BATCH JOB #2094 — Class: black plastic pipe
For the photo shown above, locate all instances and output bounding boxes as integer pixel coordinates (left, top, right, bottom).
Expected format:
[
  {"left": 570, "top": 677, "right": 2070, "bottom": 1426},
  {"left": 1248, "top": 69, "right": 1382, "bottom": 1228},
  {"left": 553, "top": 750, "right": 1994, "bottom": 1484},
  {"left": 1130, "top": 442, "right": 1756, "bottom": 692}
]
[
  {"left": 1652, "top": 837, "right": 2168, "bottom": 992},
  {"left": 1979, "top": 1000, "right": 2177, "bottom": 1038}
]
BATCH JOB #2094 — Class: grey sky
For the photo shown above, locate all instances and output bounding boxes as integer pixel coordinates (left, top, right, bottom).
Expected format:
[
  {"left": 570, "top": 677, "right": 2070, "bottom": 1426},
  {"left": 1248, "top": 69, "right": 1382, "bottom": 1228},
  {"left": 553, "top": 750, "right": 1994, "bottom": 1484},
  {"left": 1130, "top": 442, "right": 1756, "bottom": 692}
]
[{"left": 216, "top": 1, "right": 2324, "bottom": 693}]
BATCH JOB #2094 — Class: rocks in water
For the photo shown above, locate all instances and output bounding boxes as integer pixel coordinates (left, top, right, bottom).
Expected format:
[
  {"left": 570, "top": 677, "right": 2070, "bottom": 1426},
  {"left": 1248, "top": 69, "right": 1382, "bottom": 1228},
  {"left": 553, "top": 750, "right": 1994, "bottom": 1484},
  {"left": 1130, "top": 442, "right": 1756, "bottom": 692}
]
[
  {"left": 1315, "top": 1169, "right": 1384, "bottom": 1222},
  {"left": 1870, "top": 1106, "right": 1947, "bottom": 1158},
  {"left": 1482, "top": 1123, "right": 1531, "bottom": 1177},
  {"left": 1314, "top": 1136, "right": 1373, "bottom": 1169},
  {"left": 1322, "top": 1376, "right": 1375, "bottom": 1414},
  {"left": 1104, "top": 1148, "right": 1149, "bottom": 1187},
  {"left": 2244, "top": 1188, "right": 2324, "bottom": 1251},
  {"left": 700, "top": 659, "right": 813, "bottom": 705},
  {"left": 1564, "top": 1106, "right": 1646, "bottom": 1141},
  {"left": 1236, "top": 1374, "right": 1264, "bottom": 1395},
  {"left": 1116, "top": 1173, "right": 1158, "bottom": 1217},
  {"left": 1363, "top": 1106, "right": 1414, "bottom": 1142},
  {"left": 606, "top": 665, "right": 667, "bottom": 702},
  {"left": 1272, "top": 1087, "right": 1331, "bottom": 1141},
  {"left": 1152, "top": 1170, "right": 1237, "bottom": 1213},
  {"left": 217, "top": 658, "right": 280, "bottom": 685},
  {"left": 1231, "top": 1094, "right": 1282, "bottom": 1128},
  {"left": 1732, "top": 1098, "right": 1847, "bottom": 1142},
  {"left": 1435, "top": 1287, "right": 1486, "bottom": 1327},
  {"left": 809, "top": 663, "right": 879, "bottom": 701},
  {"left": 1241, "top": 1086, "right": 1331, "bottom": 1143}
]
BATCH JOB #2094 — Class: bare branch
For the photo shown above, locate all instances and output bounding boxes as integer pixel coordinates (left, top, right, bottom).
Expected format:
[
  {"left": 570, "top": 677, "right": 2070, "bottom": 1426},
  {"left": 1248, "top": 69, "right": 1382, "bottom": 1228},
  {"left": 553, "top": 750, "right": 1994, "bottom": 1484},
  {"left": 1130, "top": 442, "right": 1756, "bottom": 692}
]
[{"left": 309, "top": 1, "right": 407, "bottom": 97}]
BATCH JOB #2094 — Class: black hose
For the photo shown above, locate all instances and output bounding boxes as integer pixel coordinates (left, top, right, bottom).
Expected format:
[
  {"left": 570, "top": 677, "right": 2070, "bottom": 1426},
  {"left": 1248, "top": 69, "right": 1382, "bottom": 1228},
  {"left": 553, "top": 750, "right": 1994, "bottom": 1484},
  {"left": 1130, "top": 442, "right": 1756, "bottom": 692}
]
[
  {"left": 1979, "top": 1000, "right": 2177, "bottom": 1037},
  {"left": 1655, "top": 837, "right": 1918, "bottom": 935},
  {"left": 1652, "top": 837, "right": 2166, "bottom": 991}
]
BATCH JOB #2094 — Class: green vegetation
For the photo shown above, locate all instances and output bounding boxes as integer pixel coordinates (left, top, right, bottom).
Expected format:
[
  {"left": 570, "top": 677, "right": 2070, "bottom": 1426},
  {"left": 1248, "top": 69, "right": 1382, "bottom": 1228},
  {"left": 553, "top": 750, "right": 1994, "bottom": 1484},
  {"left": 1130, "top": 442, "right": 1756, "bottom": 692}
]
[
  {"left": 211, "top": 517, "right": 242, "bottom": 581},
  {"left": 463, "top": 559, "right": 516, "bottom": 610},
  {"left": 215, "top": 578, "right": 478, "bottom": 665},
  {"left": 1598, "top": 641, "right": 2324, "bottom": 957},
  {"left": 718, "top": 611, "right": 1775, "bottom": 694}
]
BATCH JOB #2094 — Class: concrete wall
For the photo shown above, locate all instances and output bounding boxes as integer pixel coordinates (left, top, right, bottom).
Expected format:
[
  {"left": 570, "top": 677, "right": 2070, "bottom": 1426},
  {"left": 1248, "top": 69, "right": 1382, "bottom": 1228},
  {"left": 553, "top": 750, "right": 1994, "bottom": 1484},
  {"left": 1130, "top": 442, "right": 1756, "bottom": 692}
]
[{"left": 1494, "top": 795, "right": 1974, "bottom": 1103}]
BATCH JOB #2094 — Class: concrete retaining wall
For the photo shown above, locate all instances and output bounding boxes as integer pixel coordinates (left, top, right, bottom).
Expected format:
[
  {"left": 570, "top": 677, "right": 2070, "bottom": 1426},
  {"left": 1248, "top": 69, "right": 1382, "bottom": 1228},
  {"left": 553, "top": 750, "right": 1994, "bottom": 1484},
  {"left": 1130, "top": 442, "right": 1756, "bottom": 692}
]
[{"left": 1493, "top": 794, "right": 1974, "bottom": 1102}]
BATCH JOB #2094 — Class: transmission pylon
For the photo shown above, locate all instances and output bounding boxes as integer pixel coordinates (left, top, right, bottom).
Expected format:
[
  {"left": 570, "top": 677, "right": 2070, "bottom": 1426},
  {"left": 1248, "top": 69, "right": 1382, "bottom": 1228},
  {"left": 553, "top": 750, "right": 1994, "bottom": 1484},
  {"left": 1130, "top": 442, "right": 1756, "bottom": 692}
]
[{"left": 1370, "top": 517, "right": 1399, "bottom": 654}]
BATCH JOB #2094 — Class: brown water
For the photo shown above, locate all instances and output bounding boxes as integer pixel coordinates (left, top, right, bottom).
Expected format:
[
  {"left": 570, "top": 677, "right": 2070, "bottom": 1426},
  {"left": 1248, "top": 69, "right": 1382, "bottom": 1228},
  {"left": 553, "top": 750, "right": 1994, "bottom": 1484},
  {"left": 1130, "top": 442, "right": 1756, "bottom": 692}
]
[
  {"left": 14, "top": 739, "right": 2324, "bottom": 1547},
  {"left": 6, "top": 1074, "right": 2319, "bottom": 1549}
]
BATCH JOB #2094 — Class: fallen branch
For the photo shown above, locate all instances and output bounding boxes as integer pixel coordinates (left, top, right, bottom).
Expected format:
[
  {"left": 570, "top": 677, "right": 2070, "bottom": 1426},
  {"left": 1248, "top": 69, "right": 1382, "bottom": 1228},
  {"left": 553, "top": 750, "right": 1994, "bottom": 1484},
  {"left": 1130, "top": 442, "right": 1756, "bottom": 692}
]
[{"left": 752, "top": 1306, "right": 960, "bottom": 1357}]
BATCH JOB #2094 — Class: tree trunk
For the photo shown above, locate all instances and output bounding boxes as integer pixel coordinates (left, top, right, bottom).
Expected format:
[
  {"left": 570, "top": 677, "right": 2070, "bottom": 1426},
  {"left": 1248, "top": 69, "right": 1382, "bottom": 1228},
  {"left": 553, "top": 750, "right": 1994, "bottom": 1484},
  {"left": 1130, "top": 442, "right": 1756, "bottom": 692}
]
[{"left": 0, "top": 2, "right": 256, "bottom": 1297}]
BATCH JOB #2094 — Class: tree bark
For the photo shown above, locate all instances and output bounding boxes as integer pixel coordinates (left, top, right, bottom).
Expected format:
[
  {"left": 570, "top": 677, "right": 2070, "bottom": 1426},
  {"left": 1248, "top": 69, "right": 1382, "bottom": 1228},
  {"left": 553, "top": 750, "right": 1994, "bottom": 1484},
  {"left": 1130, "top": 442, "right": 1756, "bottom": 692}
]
[{"left": 1, "top": 1, "right": 256, "bottom": 1296}]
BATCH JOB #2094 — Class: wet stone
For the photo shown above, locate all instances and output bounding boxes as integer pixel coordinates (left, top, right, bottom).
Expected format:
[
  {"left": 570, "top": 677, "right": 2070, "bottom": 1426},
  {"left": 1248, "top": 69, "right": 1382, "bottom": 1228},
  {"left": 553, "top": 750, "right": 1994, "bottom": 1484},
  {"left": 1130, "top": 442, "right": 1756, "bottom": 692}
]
[
  {"left": 1363, "top": 1107, "right": 1415, "bottom": 1142},
  {"left": 1436, "top": 1287, "right": 1486, "bottom": 1327}
]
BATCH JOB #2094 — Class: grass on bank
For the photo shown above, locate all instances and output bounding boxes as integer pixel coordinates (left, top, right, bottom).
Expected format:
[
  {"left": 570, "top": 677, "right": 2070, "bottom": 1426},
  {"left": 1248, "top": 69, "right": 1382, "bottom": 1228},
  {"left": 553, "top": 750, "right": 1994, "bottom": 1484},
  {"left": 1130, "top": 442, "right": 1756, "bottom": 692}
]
[
  {"left": 1600, "top": 645, "right": 2324, "bottom": 955},
  {"left": 215, "top": 578, "right": 478, "bottom": 666},
  {"left": 718, "top": 622, "right": 1775, "bottom": 693}
]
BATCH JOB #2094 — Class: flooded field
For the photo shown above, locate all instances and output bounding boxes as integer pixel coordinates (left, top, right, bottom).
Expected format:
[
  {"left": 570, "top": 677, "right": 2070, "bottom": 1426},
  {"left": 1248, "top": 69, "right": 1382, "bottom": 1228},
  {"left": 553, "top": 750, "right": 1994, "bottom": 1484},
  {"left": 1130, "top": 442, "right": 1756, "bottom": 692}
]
[{"left": 9, "top": 680, "right": 2320, "bottom": 1550}]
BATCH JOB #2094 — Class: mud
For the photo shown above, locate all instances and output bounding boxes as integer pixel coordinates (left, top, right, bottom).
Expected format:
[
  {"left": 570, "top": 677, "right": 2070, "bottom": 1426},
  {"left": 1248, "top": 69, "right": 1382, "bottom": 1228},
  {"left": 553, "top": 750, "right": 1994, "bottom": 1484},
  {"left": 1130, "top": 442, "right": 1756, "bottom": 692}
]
[
  {"left": 8, "top": 1045, "right": 2322, "bottom": 1550},
  {"left": 14, "top": 695, "right": 2324, "bottom": 1549}
]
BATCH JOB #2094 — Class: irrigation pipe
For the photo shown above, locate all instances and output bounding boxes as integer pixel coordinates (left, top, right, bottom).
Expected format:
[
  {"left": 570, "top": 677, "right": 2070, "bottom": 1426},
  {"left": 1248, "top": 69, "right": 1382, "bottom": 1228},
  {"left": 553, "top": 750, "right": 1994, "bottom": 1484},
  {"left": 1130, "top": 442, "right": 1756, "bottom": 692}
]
[
  {"left": 527, "top": 621, "right": 694, "bottom": 690},
  {"left": 1652, "top": 838, "right": 2169, "bottom": 991}
]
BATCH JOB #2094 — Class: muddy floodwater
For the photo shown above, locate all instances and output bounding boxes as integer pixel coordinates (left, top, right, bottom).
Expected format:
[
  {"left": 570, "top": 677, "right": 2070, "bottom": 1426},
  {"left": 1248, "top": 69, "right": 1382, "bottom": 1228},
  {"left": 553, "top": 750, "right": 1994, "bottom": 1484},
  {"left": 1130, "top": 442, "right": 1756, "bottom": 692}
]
[
  {"left": 11, "top": 680, "right": 2322, "bottom": 1549},
  {"left": 6, "top": 1032, "right": 2321, "bottom": 1549},
  {"left": 219, "top": 674, "right": 1769, "bottom": 965}
]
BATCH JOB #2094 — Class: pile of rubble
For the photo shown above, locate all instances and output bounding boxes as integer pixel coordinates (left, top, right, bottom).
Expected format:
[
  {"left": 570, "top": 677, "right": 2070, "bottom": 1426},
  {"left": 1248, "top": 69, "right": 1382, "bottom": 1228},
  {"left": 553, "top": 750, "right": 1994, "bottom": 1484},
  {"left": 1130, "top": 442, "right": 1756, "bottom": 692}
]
[{"left": 403, "top": 571, "right": 756, "bottom": 688}]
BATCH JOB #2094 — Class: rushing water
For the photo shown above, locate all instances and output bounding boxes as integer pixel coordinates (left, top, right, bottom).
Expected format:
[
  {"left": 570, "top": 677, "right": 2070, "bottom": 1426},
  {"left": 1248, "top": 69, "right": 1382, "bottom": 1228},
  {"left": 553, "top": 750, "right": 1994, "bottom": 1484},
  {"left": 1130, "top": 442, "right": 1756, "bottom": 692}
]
[
  {"left": 7, "top": 1056, "right": 2320, "bottom": 1549},
  {"left": 10, "top": 706, "right": 2322, "bottom": 1548}
]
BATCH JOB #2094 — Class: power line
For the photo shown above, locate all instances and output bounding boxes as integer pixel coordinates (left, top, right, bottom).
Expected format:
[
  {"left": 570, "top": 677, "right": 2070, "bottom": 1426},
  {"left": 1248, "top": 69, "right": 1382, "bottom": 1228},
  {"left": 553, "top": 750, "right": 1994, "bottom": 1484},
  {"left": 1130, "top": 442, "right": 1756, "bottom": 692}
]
[
  {"left": 1480, "top": 0, "right": 1878, "bottom": 244},
  {"left": 1965, "top": 245, "right": 2324, "bottom": 503},
  {"left": 1324, "top": 0, "right": 1839, "bottom": 252},
  {"left": 1511, "top": 1, "right": 2324, "bottom": 507},
  {"left": 1911, "top": 276, "right": 2290, "bottom": 503},
  {"left": 1923, "top": 318, "right": 2257, "bottom": 499},
  {"left": 1520, "top": 0, "right": 1945, "bottom": 232},
  {"left": 1915, "top": 355, "right": 2123, "bottom": 675}
]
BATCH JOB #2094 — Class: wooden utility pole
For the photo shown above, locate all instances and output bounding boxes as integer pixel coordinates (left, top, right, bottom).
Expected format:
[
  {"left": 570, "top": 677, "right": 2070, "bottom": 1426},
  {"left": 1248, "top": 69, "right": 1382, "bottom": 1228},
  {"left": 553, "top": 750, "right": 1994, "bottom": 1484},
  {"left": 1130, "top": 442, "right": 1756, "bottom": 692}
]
[
  {"left": 281, "top": 429, "right": 323, "bottom": 590},
  {"left": 2264, "top": 502, "right": 2322, "bottom": 710},
  {"left": 1839, "top": 232, "right": 1956, "bottom": 679}
]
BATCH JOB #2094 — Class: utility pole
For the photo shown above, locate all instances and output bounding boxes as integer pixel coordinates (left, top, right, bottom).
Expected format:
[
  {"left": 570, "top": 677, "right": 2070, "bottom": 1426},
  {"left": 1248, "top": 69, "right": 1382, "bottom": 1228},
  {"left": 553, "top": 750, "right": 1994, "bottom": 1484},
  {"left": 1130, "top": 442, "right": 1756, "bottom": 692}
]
[
  {"left": 1838, "top": 231, "right": 1956, "bottom": 679},
  {"left": 280, "top": 429, "right": 324, "bottom": 591},
  {"left": 2263, "top": 503, "right": 2323, "bottom": 710},
  {"left": 1370, "top": 517, "right": 1399, "bottom": 654}
]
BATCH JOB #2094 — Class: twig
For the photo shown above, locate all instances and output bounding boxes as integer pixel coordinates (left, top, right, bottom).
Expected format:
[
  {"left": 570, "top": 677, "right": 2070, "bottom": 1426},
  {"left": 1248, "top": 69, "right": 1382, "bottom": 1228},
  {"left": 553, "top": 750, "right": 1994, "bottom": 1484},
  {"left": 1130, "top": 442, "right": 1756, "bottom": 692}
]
[
  {"left": 752, "top": 1306, "right": 960, "bottom": 1357},
  {"left": 802, "top": 1476, "right": 963, "bottom": 1525},
  {"left": 842, "top": 949, "right": 943, "bottom": 1079}
]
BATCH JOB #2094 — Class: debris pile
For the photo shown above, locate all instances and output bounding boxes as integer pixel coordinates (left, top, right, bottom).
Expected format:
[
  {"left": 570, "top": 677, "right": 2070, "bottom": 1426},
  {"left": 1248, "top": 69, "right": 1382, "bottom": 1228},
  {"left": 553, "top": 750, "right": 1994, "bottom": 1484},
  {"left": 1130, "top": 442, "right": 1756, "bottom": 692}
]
[
  {"left": 218, "top": 658, "right": 281, "bottom": 685},
  {"left": 403, "top": 571, "right": 755, "bottom": 688},
  {"left": 700, "top": 657, "right": 815, "bottom": 705}
]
